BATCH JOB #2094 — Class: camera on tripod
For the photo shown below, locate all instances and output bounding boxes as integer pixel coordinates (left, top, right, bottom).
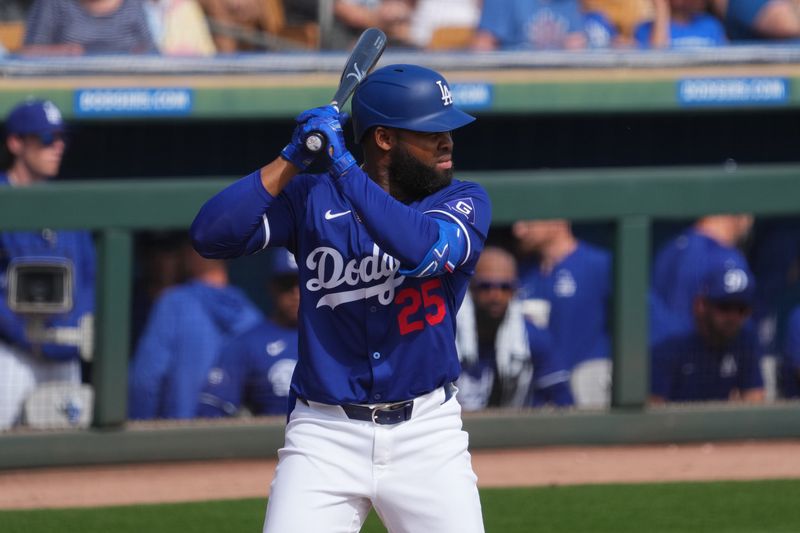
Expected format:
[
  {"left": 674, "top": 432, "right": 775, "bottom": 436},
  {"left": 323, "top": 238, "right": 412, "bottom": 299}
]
[
  {"left": 6, "top": 258, "right": 93, "bottom": 361},
  {"left": 7, "top": 258, "right": 73, "bottom": 315}
]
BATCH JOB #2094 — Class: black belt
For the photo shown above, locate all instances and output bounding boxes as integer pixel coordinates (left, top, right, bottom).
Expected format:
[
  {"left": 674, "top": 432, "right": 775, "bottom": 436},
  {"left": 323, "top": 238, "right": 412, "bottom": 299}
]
[
  {"left": 342, "top": 400, "right": 414, "bottom": 425},
  {"left": 300, "top": 383, "right": 455, "bottom": 426}
]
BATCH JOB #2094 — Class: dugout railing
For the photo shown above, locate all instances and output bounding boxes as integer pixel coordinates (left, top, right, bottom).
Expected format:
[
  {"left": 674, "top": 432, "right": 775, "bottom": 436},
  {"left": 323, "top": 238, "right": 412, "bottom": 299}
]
[{"left": 2, "top": 164, "right": 800, "bottom": 469}]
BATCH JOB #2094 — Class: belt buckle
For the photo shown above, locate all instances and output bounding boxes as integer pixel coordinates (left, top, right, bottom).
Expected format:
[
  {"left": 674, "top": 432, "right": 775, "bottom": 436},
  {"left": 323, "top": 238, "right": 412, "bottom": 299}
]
[{"left": 369, "top": 403, "right": 394, "bottom": 424}]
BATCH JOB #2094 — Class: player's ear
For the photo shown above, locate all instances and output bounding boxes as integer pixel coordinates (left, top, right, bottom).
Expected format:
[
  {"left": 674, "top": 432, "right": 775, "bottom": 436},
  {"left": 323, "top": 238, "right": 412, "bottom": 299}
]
[
  {"left": 373, "top": 126, "right": 395, "bottom": 152},
  {"left": 6, "top": 134, "right": 23, "bottom": 157}
]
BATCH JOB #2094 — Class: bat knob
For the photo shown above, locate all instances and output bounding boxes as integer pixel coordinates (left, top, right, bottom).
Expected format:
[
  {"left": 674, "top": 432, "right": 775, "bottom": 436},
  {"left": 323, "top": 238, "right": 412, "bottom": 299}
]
[{"left": 304, "top": 132, "right": 325, "bottom": 153}]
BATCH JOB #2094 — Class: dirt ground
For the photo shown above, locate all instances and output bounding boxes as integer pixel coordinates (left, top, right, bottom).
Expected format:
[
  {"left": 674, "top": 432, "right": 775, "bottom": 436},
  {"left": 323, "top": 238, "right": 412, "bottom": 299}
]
[{"left": 2, "top": 440, "right": 800, "bottom": 510}]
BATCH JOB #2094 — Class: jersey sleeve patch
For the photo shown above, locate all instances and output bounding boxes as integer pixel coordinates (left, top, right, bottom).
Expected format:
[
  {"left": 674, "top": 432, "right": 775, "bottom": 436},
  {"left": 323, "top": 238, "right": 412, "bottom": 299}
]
[{"left": 445, "top": 197, "right": 476, "bottom": 224}]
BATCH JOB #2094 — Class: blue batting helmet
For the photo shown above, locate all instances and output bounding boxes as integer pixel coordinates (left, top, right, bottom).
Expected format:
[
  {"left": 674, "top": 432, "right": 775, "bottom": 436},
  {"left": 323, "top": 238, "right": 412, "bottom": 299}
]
[{"left": 351, "top": 64, "right": 475, "bottom": 143}]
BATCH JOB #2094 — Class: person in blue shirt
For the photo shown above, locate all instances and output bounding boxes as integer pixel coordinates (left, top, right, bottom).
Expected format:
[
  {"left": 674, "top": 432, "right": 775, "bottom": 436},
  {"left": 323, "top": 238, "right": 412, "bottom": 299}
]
[
  {"left": 635, "top": 0, "right": 726, "bottom": 48},
  {"left": 190, "top": 64, "right": 489, "bottom": 532},
  {"left": 651, "top": 252, "right": 764, "bottom": 403},
  {"left": 455, "top": 246, "right": 572, "bottom": 411},
  {"left": 471, "top": 0, "right": 616, "bottom": 50},
  {"left": 128, "top": 240, "right": 263, "bottom": 420},
  {"left": 0, "top": 99, "right": 96, "bottom": 430},
  {"left": 512, "top": 218, "right": 612, "bottom": 408},
  {"left": 198, "top": 249, "right": 299, "bottom": 417},
  {"left": 651, "top": 214, "right": 753, "bottom": 340}
]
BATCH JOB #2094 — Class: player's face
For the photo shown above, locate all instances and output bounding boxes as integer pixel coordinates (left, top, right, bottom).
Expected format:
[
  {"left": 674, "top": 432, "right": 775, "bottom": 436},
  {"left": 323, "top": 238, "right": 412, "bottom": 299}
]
[
  {"left": 698, "top": 298, "right": 751, "bottom": 345},
  {"left": 388, "top": 129, "right": 454, "bottom": 200},
  {"left": 471, "top": 253, "right": 518, "bottom": 321},
  {"left": 512, "top": 220, "right": 561, "bottom": 254},
  {"left": 9, "top": 132, "right": 65, "bottom": 180}
]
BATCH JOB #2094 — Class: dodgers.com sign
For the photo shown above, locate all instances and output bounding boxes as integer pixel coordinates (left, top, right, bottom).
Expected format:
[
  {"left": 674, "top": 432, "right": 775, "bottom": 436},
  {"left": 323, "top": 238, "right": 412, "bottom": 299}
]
[
  {"left": 678, "top": 77, "right": 789, "bottom": 106},
  {"left": 74, "top": 88, "right": 193, "bottom": 116},
  {"left": 450, "top": 83, "right": 493, "bottom": 109}
]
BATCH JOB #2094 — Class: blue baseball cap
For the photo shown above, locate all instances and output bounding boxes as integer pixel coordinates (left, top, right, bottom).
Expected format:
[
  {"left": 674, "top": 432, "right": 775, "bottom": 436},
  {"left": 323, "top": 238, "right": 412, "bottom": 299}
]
[
  {"left": 271, "top": 249, "right": 298, "bottom": 277},
  {"left": 5, "top": 99, "right": 65, "bottom": 139},
  {"left": 699, "top": 252, "right": 755, "bottom": 305}
]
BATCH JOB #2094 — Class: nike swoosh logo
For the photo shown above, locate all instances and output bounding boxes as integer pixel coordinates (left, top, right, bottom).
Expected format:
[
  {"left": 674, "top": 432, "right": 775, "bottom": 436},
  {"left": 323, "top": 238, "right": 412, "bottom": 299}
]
[{"left": 324, "top": 209, "right": 351, "bottom": 220}]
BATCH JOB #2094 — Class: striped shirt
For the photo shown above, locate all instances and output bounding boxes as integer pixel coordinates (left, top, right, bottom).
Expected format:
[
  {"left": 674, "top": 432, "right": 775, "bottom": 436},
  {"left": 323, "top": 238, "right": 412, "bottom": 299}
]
[{"left": 24, "top": 0, "right": 157, "bottom": 55}]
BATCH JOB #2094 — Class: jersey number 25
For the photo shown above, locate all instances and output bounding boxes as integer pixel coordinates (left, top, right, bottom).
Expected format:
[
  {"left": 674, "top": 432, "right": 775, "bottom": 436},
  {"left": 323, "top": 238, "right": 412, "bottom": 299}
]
[{"left": 394, "top": 278, "right": 446, "bottom": 335}]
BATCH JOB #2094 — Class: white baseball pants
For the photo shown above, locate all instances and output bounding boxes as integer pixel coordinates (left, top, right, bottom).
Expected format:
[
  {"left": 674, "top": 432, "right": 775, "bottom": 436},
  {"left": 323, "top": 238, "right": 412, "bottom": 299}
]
[{"left": 263, "top": 386, "right": 485, "bottom": 533}]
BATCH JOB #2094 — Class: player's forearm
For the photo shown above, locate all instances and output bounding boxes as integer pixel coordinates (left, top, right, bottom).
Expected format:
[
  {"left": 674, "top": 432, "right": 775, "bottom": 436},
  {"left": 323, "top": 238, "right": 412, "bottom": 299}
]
[
  {"left": 335, "top": 166, "right": 439, "bottom": 267},
  {"left": 190, "top": 170, "right": 274, "bottom": 259}
]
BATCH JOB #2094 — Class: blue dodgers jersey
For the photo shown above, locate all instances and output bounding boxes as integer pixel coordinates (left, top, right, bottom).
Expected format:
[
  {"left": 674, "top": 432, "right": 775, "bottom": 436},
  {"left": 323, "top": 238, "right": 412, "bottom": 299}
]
[
  {"left": 652, "top": 229, "right": 747, "bottom": 335},
  {"left": 262, "top": 174, "right": 490, "bottom": 405},
  {"left": 650, "top": 327, "right": 763, "bottom": 402},
  {"left": 0, "top": 173, "right": 95, "bottom": 361},
  {"left": 518, "top": 241, "right": 612, "bottom": 370},
  {"left": 198, "top": 318, "right": 298, "bottom": 416}
]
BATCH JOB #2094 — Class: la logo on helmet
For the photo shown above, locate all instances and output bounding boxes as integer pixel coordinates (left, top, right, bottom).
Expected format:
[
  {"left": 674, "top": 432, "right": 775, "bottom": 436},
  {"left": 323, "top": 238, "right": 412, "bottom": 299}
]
[{"left": 436, "top": 80, "right": 453, "bottom": 106}]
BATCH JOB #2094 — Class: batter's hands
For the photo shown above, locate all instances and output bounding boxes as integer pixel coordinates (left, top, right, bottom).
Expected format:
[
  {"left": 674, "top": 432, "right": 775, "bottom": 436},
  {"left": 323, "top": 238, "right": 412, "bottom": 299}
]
[{"left": 280, "top": 105, "right": 357, "bottom": 177}]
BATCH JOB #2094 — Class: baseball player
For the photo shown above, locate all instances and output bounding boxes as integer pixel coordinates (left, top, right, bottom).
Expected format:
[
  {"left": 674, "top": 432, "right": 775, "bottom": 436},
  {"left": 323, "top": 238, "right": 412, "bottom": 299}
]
[
  {"left": 191, "top": 64, "right": 490, "bottom": 532},
  {"left": 651, "top": 214, "right": 753, "bottom": 338},
  {"left": 512, "top": 219, "right": 613, "bottom": 408},
  {"left": 650, "top": 251, "right": 764, "bottom": 403},
  {"left": 198, "top": 249, "right": 299, "bottom": 417},
  {"left": 455, "top": 246, "right": 572, "bottom": 411},
  {"left": 128, "top": 240, "right": 263, "bottom": 420},
  {"left": 0, "top": 99, "right": 95, "bottom": 430}
]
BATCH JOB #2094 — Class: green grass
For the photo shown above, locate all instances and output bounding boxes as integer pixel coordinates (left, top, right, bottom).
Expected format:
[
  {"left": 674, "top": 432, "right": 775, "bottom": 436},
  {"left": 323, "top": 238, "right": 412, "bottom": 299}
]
[{"left": 3, "top": 479, "right": 800, "bottom": 533}]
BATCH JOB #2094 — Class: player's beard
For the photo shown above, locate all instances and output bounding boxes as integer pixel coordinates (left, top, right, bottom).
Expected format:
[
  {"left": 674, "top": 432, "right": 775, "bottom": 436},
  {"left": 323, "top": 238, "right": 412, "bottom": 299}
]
[{"left": 388, "top": 145, "right": 453, "bottom": 202}]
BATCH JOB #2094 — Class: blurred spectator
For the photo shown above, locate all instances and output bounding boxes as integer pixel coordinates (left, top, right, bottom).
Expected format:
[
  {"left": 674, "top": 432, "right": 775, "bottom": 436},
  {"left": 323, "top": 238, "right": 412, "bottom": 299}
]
[
  {"left": 326, "top": 0, "right": 414, "bottom": 49},
  {"left": 199, "top": 0, "right": 317, "bottom": 52},
  {"left": 128, "top": 240, "right": 263, "bottom": 420},
  {"left": 143, "top": 0, "right": 216, "bottom": 55},
  {"left": 635, "top": 0, "right": 726, "bottom": 48},
  {"left": 513, "top": 219, "right": 612, "bottom": 408},
  {"left": 198, "top": 0, "right": 268, "bottom": 52},
  {"left": 22, "top": 0, "right": 157, "bottom": 56},
  {"left": 406, "top": 0, "right": 480, "bottom": 49},
  {"left": 709, "top": 0, "right": 800, "bottom": 41},
  {"left": 582, "top": 0, "right": 653, "bottom": 45},
  {"left": 455, "top": 246, "right": 572, "bottom": 411},
  {"left": 0, "top": 99, "right": 96, "bottom": 430},
  {"left": 198, "top": 249, "right": 300, "bottom": 417},
  {"left": 651, "top": 214, "right": 753, "bottom": 341},
  {"left": 650, "top": 252, "right": 763, "bottom": 404},
  {"left": 471, "top": 0, "right": 618, "bottom": 50}
]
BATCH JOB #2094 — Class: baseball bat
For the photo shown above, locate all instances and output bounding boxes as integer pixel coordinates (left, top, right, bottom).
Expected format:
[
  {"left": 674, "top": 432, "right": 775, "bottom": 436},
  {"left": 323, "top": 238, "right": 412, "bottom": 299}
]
[{"left": 304, "top": 27, "right": 387, "bottom": 153}]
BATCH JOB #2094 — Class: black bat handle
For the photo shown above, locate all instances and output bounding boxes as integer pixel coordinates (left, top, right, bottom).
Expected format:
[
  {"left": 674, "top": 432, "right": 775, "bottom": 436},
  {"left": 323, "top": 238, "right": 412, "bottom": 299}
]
[{"left": 304, "top": 131, "right": 326, "bottom": 153}]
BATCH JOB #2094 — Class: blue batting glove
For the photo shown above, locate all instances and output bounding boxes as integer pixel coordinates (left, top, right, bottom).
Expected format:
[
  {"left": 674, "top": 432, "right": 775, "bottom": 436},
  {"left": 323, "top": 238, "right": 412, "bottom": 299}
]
[
  {"left": 280, "top": 105, "right": 342, "bottom": 171},
  {"left": 301, "top": 112, "right": 357, "bottom": 179}
]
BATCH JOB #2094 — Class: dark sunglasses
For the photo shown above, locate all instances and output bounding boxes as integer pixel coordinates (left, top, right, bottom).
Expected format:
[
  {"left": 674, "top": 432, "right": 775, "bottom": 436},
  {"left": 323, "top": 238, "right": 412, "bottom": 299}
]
[
  {"left": 27, "top": 131, "right": 66, "bottom": 147},
  {"left": 472, "top": 280, "right": 516, "bottom": 292}
]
